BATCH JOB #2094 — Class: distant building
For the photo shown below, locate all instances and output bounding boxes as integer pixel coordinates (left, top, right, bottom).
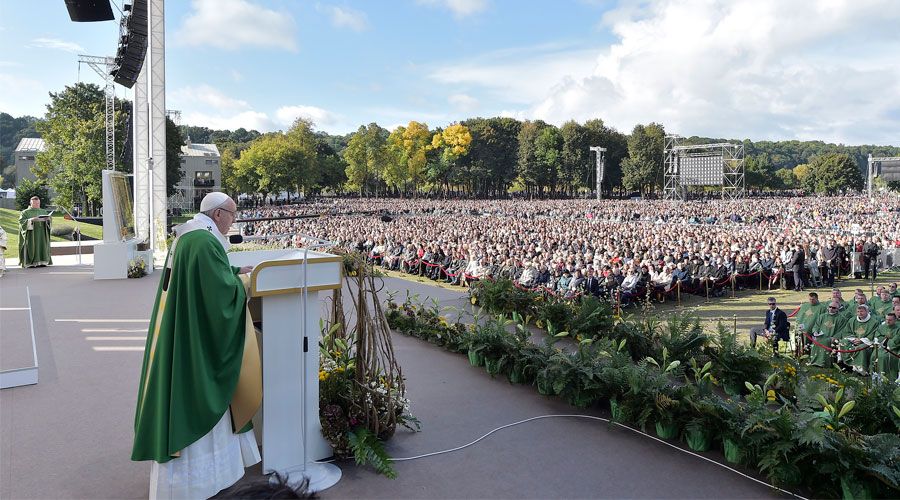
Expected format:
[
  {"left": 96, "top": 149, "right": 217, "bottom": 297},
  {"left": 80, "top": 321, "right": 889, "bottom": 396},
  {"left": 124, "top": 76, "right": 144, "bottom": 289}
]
[
  {"left": 14, "top": 138, "right": 46, "bottom": 186},
  {"left": 168, "top": 139, "right": 221, "bottom": 212}
]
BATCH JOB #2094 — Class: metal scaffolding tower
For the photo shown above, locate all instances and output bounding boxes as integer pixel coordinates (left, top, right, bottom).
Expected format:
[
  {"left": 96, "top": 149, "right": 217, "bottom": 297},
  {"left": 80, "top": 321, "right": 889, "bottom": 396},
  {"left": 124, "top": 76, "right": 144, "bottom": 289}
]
[
  {"left": 663, "top": 135, "right": 683, "bottom": 200},
  {"left": 867, "top": 153, "right": 900, "bottom": 196},
  {"left": 664, "top": 137, "right": 745, "bottom": 201},
  {"left": 78, "top": 55, "right": 117, "bottom": 170}
]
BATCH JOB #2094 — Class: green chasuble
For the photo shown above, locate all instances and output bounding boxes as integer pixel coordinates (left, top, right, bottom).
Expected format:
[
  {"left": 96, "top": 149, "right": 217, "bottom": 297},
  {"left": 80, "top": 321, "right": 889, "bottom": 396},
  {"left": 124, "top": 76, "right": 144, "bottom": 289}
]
[
  {"left": 875, "top": 322, "right": 900, "bottom": 383},
  {"left": 840, "top": 315, "right": 879, "bottom": 373},
  {"left": 796, "top": 302, "right": 826, "bottom": 336},
  {"left": 132, "top": 229, "right": 256, "bottom": 463},
  {"left": 809, "top": 312, "right": 846, "bottom": 368},
  {"left": 18, "top": 207, "right": 52, "bottom": 267},
  {"left": 868, "top": 298, "right": 891, "bottom": 320}
]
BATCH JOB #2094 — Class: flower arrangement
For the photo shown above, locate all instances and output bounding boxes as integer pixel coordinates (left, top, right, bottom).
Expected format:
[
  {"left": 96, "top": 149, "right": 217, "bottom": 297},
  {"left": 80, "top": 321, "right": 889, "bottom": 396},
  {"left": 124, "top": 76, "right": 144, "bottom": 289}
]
[{"left": 127, "top": 258, "right": 147, "bottom": 278}]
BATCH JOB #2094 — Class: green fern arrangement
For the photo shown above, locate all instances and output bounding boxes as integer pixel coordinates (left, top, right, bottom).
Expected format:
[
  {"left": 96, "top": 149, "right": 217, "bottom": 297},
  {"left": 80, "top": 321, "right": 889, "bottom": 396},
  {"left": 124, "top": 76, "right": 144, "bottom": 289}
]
[{"left": 348, "top": 427, "right": 397, "bottom": 479}]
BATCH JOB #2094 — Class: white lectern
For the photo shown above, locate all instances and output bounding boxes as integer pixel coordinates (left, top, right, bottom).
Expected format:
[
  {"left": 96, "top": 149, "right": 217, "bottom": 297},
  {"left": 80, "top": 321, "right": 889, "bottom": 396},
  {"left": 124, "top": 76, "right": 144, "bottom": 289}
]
[{"left": 227, "top": 248, "right": 343, "bottom": 491}]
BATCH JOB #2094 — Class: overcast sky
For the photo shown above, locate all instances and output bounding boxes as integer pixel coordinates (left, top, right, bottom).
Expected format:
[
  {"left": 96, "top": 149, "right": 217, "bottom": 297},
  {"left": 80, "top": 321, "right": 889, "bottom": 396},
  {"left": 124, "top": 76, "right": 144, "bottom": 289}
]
[{"left": 1, "top": 0, "right": 898, "bottom": 145}]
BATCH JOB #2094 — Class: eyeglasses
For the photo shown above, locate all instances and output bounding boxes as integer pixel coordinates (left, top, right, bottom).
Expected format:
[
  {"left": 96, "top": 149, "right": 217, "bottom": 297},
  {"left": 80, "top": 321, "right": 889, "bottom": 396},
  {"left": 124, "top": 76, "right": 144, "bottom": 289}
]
[
  {"left": 217, "top": 207, "right": 236, "bottom": 218},
  {"left": 828, "top": 306, "right": 838, "bottom": 310}
]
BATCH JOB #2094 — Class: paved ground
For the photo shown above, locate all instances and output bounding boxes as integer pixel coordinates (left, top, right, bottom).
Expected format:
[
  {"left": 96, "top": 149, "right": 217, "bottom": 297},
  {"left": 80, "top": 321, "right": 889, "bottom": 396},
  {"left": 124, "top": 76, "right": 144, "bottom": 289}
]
[{"left": 1, "top": 263, "right": 791, "bottom": 499}]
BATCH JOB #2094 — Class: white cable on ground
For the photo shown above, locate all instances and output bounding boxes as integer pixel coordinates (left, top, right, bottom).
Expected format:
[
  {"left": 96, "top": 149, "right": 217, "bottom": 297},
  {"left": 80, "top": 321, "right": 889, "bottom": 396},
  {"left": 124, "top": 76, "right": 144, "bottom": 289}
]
[{"left": 382, "top": 414, "right": 807, "bottom": 500}]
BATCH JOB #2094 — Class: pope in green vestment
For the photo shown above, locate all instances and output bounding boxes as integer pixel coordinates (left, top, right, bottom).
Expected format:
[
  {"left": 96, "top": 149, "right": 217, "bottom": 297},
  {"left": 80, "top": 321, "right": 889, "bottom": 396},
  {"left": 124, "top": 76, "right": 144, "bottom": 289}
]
[
  {"left": 132, "top": 211, "right": 258, "bottom": 464},
  {"left": 809, "top": 303, "right": 846, "bottom": 368},
  {"left": 18, "top": 197, "right": 52, "bottom": 268},
  {"left": 840, "top": 305, "right": 879, "bottom": 374},
  {"left": 874, "top": 314, "right": 899, "bottom": 383}
]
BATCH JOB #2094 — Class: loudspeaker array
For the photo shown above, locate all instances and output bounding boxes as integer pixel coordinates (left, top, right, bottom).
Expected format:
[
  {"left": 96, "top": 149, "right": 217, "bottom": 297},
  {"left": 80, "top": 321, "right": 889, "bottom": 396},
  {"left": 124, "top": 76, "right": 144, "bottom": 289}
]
[{"left": 110, "top": 0, "right": 148, "bottom": 88}]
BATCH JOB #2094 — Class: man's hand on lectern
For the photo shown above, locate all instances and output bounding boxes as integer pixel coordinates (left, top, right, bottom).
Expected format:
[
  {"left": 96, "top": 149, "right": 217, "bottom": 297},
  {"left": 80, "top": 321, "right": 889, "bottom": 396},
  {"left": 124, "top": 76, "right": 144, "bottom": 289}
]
[{"left": 239, "top": 265, "right": 254, "bottom": 274}]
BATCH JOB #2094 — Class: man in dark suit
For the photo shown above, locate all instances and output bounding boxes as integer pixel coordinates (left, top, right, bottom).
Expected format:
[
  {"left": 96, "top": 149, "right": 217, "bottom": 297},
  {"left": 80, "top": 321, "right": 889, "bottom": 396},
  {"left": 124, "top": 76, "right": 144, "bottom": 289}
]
[
  {"left": 584, "top": 268, "right": 602, "bottom": 297},
  {"left": 750, "top": 297, "right": 790, "bottom": 353},
  {"left": 788, "top": 244, "right": 805, "bottom": 291},
  {"left": 862, "top": 238, "right": 880, "bottom": 280}
]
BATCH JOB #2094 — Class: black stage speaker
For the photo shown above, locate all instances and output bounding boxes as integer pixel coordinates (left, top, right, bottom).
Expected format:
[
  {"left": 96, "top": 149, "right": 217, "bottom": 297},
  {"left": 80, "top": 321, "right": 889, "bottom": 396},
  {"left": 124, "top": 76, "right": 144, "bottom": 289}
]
[
  {"left": 64, "top": 0, "right": 114, "bottom": 22},
  {"left": 110, "top": 0, "right": 148, "bottom": 88}
]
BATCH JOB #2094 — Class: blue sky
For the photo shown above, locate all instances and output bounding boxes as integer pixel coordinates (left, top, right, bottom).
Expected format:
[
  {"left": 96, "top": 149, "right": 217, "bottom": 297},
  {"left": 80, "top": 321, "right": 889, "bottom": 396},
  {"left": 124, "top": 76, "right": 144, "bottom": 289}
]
[{"left": 1, "top": 0, "right": 899, "bottom": 145}]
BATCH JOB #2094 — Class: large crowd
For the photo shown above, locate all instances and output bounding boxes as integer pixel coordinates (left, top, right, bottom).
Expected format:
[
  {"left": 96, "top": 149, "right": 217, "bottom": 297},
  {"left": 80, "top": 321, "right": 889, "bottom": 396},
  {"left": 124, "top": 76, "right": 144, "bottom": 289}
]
[{"left": 238, "top": 195, "right": 900, "bottom": 302}]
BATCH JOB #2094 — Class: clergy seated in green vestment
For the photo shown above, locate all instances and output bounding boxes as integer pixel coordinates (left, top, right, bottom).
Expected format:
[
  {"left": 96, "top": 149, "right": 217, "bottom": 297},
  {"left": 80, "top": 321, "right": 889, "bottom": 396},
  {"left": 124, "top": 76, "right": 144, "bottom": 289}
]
[
  {"left": 809, "top": 300, "right": 846, "bottom": 368},
  {"left": 840, "top": 304, "right": 879, "bottom": 376},
  {"left": 132, "top": 192, "right": 262, "bottom": 500},
  {"left": 795, "top": 292, "right": 826, "bottom": 352},
  {"left": 870, "top": 290, "right": 893, "bottom": 320},
  {"left": 18, "top": 196, "right": 52, "bottom": 268},
  {"left": 874, "top": 313, "right": 899, "bottom": 384}
]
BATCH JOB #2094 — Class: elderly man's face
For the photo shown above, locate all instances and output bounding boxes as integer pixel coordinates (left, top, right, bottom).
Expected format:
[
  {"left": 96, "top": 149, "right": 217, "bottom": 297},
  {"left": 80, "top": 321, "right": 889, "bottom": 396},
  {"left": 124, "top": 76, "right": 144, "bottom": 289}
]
[
  {"left": 30, "top": 198, "right": 40, "bottom": 209},
  {"left": 210, "top": 198, "right": 237, "bottom": 235}
]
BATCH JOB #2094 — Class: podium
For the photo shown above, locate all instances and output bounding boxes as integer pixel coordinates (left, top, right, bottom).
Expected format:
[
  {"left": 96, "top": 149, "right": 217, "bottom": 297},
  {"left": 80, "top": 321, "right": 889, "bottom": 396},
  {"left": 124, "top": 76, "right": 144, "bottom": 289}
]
[{"left": 227, "top": 248, "right": 343, "bottom": 490}]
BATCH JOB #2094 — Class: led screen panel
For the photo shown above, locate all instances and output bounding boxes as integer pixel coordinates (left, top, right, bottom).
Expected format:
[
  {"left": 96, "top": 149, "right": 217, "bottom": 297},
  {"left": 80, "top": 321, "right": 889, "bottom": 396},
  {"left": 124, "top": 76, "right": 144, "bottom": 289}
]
[{"left": 679, "top": 153, "right": 724, "bottom": 185}]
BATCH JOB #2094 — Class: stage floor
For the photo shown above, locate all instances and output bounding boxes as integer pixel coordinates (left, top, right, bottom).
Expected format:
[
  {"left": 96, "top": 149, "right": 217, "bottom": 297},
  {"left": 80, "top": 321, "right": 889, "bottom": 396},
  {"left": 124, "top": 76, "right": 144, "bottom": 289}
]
[{"left": 0, "top": 265, "right": 781, "bottom": 499}]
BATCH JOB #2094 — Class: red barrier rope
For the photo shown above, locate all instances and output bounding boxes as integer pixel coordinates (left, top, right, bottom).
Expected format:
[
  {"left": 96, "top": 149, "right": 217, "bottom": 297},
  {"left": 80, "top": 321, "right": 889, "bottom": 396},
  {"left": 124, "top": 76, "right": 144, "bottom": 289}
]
[
  {"left": 803, "top": 333, "right": 872, "bottom": 353},
  {"left": 787, "top": 306, "right": 801, "bottom": 318}
]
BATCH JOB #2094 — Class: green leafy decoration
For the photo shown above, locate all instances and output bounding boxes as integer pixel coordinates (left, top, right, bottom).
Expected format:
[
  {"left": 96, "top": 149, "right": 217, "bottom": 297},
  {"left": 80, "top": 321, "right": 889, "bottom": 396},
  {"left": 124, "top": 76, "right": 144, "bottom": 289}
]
[{"left": 348, "top": 427, "right": 397, "bottom": 479}]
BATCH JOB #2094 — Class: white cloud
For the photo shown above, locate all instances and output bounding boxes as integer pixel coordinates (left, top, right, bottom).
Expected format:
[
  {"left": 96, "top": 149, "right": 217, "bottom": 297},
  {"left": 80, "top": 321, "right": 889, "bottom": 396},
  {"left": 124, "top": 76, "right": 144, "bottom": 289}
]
[
  {"left": 170, "top": 84, "right": 251, "bottom": 112},
  {"left": 417, "top": 0, "right": 488, "bottom": 18},
  {"left": 318, "top": 4, "right": 369, "bottom": 32},
  {"left": 429, "top": 44, "right": 598, "bottom": 105},
  {"left": 430, "top": 0, "right": 900, "bottom": 145},
  {"left": 275, "top": 105, "right": 340, "bottom": 127},
  {"left": 182, "top": 110, "right": 277, "bottom": 132},
  {"left": 176, "top": 0, "right": 297, "bottom": 51},
  {"left": 448, "top": 93, "right": 478, "bottom": 112},
  {"left": 28, "top": 37, "right": 85, "bottom": 53}
]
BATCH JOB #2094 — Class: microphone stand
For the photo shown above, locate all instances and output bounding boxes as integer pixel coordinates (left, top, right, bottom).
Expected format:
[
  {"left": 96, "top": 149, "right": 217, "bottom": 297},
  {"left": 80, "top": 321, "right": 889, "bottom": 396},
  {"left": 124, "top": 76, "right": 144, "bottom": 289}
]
[{"left": 296, "top": 233, "right": 340, "bottom": 492}]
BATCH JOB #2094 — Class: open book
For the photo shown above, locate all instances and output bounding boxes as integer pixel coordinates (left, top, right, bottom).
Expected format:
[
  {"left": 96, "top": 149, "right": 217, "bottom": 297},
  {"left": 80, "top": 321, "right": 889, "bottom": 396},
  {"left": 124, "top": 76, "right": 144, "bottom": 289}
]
[{"left": 31, "top": 211, "right": 54, "bottom": 222}]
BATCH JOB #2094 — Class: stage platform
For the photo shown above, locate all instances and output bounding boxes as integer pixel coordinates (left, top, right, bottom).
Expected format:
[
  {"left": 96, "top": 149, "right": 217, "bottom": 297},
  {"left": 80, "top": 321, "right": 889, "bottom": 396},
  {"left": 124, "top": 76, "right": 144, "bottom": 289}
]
[{"left": 0, "top": 263, "right": 781, "bottom": 499}]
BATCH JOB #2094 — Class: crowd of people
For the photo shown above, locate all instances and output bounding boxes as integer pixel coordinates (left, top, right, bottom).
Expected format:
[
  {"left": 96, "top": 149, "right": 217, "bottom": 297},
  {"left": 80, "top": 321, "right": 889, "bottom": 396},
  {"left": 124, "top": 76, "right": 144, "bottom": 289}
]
[{"left": 238, "top": 195, "right": 900, "bottom": 303}]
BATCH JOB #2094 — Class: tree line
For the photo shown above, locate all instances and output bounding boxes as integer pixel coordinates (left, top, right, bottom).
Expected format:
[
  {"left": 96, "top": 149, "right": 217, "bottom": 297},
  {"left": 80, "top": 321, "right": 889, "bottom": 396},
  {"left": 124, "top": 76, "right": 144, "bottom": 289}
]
[{"left": 3, "top": 82, "right": 899, "bottom": 208}]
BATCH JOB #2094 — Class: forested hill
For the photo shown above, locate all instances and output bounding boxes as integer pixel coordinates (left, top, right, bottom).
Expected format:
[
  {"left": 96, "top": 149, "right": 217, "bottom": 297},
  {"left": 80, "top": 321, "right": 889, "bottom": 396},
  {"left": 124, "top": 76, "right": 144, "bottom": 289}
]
[{"left": 680, "top": 135, "right": 900, "bottom": 172}]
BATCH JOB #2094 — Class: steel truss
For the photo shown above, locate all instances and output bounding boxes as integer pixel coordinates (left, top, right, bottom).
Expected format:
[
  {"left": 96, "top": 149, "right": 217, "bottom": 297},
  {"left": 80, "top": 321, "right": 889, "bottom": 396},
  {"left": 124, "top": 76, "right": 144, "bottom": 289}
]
[
  {"left": 867, "top": 153, "right": 900, "bottom": 196},
  {"left": 78, "top": 55, "right": 117, "bottom": 170},
  {"left": 664, "top": 136, "right": 745, "bottom": 201}
]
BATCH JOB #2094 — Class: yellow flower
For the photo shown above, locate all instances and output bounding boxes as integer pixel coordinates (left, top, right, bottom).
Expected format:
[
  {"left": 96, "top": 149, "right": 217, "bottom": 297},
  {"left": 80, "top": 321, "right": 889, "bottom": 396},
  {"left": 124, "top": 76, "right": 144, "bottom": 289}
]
[
  {"left": 470, "top": 296, "right": 478, "bottom": 305},
  {"left": 319, "top": 370, "right": 327, "bottom": 381},
  {"left": 825, "top": 424, "right": 834, "bottom": 431},
  {"left": 766, "top": 389, "right": 776, "bottom": 401}
]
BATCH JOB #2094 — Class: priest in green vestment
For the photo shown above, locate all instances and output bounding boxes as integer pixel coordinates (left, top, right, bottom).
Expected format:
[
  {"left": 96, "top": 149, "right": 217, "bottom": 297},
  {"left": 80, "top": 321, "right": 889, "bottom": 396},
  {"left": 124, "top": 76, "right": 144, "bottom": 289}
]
[
  {"left": 132, "top": 192, "right": 262, "bottom": 499},
  {"left": 809, "top": 300, "right": 846, "bottom": 368},
  {"left": 869, "top": 289, "right": 893, "bottom": 320},
  {"left": 795, "top": 292, "right": 826, "bottom": 347},
  {"left": 840, "top": 304, "right": 879, "bottom": 375},
  {"left": 18, "top": 196, "right": 52, "bottom": 268},
  {"left": 874, "top": 312, "right": 899, "bottom": 383}
]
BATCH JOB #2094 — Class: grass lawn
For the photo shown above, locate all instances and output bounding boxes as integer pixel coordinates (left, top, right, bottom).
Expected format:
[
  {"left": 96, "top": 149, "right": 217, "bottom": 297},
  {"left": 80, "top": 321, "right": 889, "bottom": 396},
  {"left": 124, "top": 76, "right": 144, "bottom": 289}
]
[{"left": 1, "top": 207, "right": 103, "bottom": 259}]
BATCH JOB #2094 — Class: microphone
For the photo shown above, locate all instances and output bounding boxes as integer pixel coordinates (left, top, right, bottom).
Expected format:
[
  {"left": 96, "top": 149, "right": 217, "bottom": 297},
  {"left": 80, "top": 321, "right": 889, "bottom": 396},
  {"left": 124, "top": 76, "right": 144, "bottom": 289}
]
[{"left": 229, "top": 234, "right": 244, "bottom": 244}]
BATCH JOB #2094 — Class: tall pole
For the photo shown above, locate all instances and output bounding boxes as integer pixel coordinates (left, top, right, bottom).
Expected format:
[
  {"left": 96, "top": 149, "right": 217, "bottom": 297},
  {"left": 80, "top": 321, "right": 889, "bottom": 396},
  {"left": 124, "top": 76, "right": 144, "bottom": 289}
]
[
  {"left": 134, "top": 63, "right": 150, "bottom": 241},
  {"left": 589, "top": 147, "right": 606, "bottom": 200},
  {"left": 148, "top": 0, "right": 167, "bottom": 263}
]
